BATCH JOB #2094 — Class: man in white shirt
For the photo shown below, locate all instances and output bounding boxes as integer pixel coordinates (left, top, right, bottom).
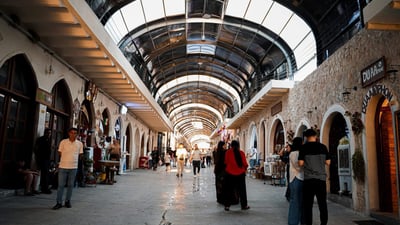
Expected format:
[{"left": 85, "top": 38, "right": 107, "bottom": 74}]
[
  {"left": 53, "top": 128, "right": 83, "bottom": 210},
  {"left": 176, "top": 144, "right": 187, "bottom": 177},
  {"left": 247, "top": 147, "right": 257, "bottom": 169}
]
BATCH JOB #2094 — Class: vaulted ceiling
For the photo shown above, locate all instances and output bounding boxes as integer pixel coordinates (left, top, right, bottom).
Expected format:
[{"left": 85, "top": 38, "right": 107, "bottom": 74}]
[{"left": 1, "top": 0, "right": 396, "bottom": 146}]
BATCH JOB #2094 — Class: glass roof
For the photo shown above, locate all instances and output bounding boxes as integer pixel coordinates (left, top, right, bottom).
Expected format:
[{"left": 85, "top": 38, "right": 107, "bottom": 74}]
[
  {"left": 156, "top": 74, "right": 241, "bottom": 109},
  {"left": 169, "top": 103, "right": 223, "bottom": 122},
  {"left": 104, "top": 0, "right": 316, "bottom": 80},
  {"left": 102, "top": 0, "right": 318, "bottom": 144}
]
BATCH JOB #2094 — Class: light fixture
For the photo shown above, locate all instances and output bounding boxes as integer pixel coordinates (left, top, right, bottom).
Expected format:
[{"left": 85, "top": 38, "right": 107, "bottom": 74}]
[
  {"left": 387, "top": 65, "right": 399, "bottom": 82},
  {"left": 341, "top": 86, "right": 357, "bottom": 103},
  {"left": 45, "top": 54, "right": 54, "bottom": 75},
  {"left": 306, "top": 107, "right": 316, "bottom": 119},
  {"left": 120, "top": 105, "right": 128, "bottom": 115}
]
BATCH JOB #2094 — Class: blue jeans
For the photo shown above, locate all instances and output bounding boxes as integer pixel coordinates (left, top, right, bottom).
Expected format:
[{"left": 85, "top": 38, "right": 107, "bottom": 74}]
[
  {"left": 57, "top": 168, "right": 77, "bottom": 204},
  {"left": 288, "top": 177, "right": 303, "bottom": 225},
  {"left": 249, "top": 159, "right": 257, "bottom": 168}
]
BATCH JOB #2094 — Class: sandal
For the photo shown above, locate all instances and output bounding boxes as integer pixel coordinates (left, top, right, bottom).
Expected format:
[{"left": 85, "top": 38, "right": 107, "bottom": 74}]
[
  {"left": 224, "top": 206, "right": 230, "bottom": 211},
  {"left": 241, "top": 206, "right": 250, "bottom": 210}
]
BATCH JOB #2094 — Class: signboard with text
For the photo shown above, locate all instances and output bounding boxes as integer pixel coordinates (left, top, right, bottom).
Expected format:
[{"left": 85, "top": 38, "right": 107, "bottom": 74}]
[{"left": 361, "top": 57, "right": 386, "bottom": 87}]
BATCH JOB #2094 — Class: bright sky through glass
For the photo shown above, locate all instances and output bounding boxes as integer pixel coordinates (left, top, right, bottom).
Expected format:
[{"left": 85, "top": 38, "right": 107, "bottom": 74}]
[
  {"left": 156, "top": 74, "right": 241, "bottom": 110},
  {"left": 169, "top": 103, "right": 223, "bottom": 123},
  {"left": 105, "top": 0, "right": 316, "bottom": 82}
]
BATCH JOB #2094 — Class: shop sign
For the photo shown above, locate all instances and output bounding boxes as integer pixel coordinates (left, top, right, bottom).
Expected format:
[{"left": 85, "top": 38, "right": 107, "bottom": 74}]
[
  {"left": 362, "top": 84, "right": 393, "bottom": 113},
  {"left": 271, "top": 101, "right": 282, "bottom": 116},
  {"left": 36, "top": 88, "right": 53, "bottom": 106},
  {"left": 361, "top": 57, "right": 386, "bottom": 87}
]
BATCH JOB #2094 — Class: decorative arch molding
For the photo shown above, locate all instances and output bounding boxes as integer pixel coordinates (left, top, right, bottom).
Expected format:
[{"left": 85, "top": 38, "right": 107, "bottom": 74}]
[
  {"left": 362, "top": 84, "right": 399, "bottom": 213},
  {"left": 259, "top": 120, "right": 268, "bottom": 162},
  {"left": 362, "top": 84, "right": 397, "bottom": 114},
  {"left": 268, "top": 115, "right": 285, "bottom": 156},
  {"left": 295, "top": 119, "right": 311, "bottom": 137},
  {"left": 248, "top": 121, "right": 257, "bottom": 150},
  {"left": 320, "top": 104, "right": 354, "bottom": 150}
]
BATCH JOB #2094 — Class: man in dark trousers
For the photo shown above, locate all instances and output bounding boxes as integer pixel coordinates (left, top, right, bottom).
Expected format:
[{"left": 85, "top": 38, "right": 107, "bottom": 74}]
[
  {"left": 35, "top": 128, "right": 52, "bottom": 194},
  {"left": 298, "top": 129, "right": 331, "bottom": 225}
]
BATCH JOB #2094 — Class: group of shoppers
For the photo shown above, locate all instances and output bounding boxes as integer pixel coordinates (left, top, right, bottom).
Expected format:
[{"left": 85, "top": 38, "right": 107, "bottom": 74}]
[
  {"left": 212, "top": 128, "right": 330, "bottom": 225},
  {"left": 286, "top": 129, "right": 331, "bottom": 225},
  {"left": 213, "top": 140, "right": 250, "bottom": 211}
]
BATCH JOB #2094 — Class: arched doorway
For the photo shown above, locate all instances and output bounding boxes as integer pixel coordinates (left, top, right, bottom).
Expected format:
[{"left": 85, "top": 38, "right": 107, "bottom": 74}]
[
  {"left": 273, "top": 121, "right": 284, "bottom": 154},
  {"left": 375, "top": 98, "right": 397, "bottom": 212},
  {"left": 365, "top": 87, "right": 399, "bottom": 216},
  {"left": 0, "top": 54, "right": 38, "bottom": 188},
  {"left": 47, "top": 80, "right": 72, "bottom": 162},
  {"left": 125, "top": 124, "right": 131, "bottom": 170},
  {"left": 114, "top": 117, "right": 121, "bottom": 140},
  {"left": 328, "top": 113, "right": 349, "bottom": 196},
  {"left": 78, "top": 100, "right": 94, "bottom": 147},
  {"left": 250, "top": 124, "right": 257, "bottom": 150},
  {"left": 101, "top": 108, "right": 110, "bottom": 136}
]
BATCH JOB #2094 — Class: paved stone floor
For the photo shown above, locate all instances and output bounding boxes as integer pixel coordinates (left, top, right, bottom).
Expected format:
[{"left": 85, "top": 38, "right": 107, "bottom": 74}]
[{"left": 0, "top": 165, "right": 381, "bottom": 225}]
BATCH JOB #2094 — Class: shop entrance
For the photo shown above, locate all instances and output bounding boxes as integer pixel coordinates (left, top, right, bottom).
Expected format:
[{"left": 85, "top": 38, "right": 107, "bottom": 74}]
[
  {"left": 328, "top": 113, "right": 348, "bottom": 195},
  {"left": 375, "top": 98, "right": 398, "bottom": 213}
]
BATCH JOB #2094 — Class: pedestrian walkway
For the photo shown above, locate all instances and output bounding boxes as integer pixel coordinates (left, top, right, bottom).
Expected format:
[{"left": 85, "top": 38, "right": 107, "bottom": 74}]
[{"left": 0, "top": 165, "right": 380, "bottom": 225}]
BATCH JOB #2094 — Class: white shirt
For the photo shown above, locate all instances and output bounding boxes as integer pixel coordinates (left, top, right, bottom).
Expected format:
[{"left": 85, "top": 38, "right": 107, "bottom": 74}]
[
  {"left": 191, "top": 149, "right": 202, "bottom": 161},
  {"left": 176, "top": 148, "right": 187, "bottom": 160},
  {"left": 58, "top": 139, "right": 83, "bottom": 169},
  {"left": 289, "top": 150, "right": 304, "bottom": 182},
  {"left": 248, "top": 148, "right": 257, "bottom": 160}
]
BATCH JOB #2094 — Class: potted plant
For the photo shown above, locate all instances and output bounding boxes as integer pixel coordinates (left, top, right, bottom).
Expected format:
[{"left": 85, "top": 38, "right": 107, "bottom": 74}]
[{"left": 352, "top": 149, "right": 365, "bottom": 183}]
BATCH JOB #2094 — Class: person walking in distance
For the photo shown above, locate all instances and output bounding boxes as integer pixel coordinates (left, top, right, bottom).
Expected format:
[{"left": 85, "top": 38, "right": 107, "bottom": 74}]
[
  {"left": 189, "top": 144, "right": 202, "bottom": 177},
  {"left": 52, "top": 128, "right": 83, "bottom": 210},
  {"left": 223, "top": 140, "right": 250, "bottom": 211},
  {"left": 176, "top": 143, "right": 187, "bottom": 177},
  {"left": 34, "top": 128, "right": 52, "bottom": 194},
  {"left": 298, "top": 129, "right": 331, "bottom": 225}
]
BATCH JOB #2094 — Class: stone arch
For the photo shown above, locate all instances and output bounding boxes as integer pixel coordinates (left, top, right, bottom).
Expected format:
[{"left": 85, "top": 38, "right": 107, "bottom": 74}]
[
  {"left": 269, "top": 116, "right": 285, "bottom": 156},
  {"left": 248, "top": 122, "right": 257, "bottom": 151},
  {"left": 363, "top": 84, "right": 399, "bottom": 214},
  {"left": 0, "top": 53, "right": 38, "bottom": 187},
  {"left": 320, "top": 105, "right": 353, "bottom": 200}
]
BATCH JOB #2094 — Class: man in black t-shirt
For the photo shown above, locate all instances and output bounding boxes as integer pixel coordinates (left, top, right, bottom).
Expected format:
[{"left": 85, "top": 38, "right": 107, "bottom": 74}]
[{"left": 298, "top": 129, "right": 331, "bottom": 225}]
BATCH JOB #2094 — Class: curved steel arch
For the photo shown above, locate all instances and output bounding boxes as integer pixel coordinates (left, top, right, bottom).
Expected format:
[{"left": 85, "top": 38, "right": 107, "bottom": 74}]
[
  {"left": 86, "top": 0, "right": 363, "bottom": 143},
  {"left": 160, "top": 81, "right": 235, "bottom": 110}
]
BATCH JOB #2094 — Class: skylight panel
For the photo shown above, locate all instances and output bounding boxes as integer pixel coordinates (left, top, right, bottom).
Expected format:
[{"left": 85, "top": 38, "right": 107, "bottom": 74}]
[
  {"left": 279, "top": 14, "right": 312, "bottom": 49},
  {"left": 164, "top": 0, "right": 185, "bottom": 17},
  {"left": 169, "top": 103, "right": 223, "bottom": 122},
  {"left": 187, "top": 44, "right": 216, "bottom": 55},
  {"left": 121, "top": 1, "right": 145, "bottom": 31},
  {"left": 293, "top": 33, "right": 316, "bottom": 68},
  {"left": 245, "top": 0, "right": 273, "bottom": 24},
  {"left": 156, "top": 75, "right": 241, "bottom": 109},
  {"left": 191, "top": 121, "right": 203, "bottom": 129},
  {"left": 262, "top": 3, "right": 292, "bottom": 34},
  {"left": 104, "top": 13, "right": 125, "bottom": 43},
  {"left": 142, "top": 0, "right": 164, "bottom": 22},
  {"left": 226, "top": 0, "right": 250, "bottom": 18}
]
